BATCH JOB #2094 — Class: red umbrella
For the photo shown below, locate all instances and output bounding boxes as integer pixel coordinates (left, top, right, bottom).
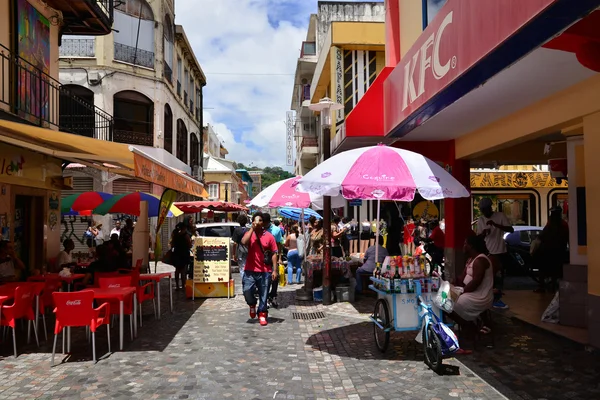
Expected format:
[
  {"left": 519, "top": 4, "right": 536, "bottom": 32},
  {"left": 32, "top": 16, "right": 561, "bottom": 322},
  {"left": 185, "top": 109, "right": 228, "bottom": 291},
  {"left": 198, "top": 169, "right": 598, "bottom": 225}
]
[{"left": 174, "top": 201, "right": 248, "bottom": 214}]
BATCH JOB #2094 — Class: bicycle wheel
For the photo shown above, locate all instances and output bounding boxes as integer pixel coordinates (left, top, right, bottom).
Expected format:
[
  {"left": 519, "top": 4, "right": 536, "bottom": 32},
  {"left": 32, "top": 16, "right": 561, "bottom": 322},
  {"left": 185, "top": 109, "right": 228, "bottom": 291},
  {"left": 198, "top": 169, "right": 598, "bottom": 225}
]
[
  {"left": 373, "top": 299, "right": 390, "bottom": 353},
  {"left": 423, "top": 324, "right": 443, "bottom": 373}
]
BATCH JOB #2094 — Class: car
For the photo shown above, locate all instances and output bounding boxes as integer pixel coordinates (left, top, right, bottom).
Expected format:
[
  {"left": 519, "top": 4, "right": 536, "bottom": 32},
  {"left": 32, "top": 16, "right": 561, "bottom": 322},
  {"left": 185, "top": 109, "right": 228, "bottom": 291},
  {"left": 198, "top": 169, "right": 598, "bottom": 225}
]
[
  {"left": 195, "top": 222, "right": 241, "bottom": 269},
  {"left": 503, "top": 225, "right": 569, "bottom": 281}
]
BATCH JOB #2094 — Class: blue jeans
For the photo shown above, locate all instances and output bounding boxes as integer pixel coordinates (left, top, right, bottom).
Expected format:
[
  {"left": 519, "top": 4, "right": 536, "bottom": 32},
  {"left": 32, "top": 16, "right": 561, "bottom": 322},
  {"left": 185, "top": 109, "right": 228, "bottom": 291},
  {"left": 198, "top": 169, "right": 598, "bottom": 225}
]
[
  {"left": 287, "top": 250, "right": 302, "bottom": 284},
  {"left": 355, "top": 266, "right": 372, "bottom": 293},
  {"left": 238, "top": 257, "right": 247, "bottom": 282},
  {"left": 243, "top": 271, "right": 271, "bottom": 313}
]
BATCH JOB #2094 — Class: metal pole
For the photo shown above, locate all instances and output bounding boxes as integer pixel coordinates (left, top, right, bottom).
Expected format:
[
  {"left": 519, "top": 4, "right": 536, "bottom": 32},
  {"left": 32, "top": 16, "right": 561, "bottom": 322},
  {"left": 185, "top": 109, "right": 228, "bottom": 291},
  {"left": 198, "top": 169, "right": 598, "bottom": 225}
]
[{"left": 322, "top": 126, "right": 332, "bottom": 305}]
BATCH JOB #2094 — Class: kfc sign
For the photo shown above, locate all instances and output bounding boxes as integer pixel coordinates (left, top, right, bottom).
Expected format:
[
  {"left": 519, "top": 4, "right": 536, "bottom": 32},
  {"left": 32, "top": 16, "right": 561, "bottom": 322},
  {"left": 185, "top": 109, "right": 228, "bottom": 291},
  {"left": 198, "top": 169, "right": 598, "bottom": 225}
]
[{"left": 403, "top": 11, "right": 456, "bottom": 111}]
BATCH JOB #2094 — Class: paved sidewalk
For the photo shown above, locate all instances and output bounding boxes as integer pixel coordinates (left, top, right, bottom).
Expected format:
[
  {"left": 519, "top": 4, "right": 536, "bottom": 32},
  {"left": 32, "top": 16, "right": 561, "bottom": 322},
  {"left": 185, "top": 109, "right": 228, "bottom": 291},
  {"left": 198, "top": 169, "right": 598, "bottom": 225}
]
[{"left": 0, "top": 265, "right": 510, "bottom": 400}]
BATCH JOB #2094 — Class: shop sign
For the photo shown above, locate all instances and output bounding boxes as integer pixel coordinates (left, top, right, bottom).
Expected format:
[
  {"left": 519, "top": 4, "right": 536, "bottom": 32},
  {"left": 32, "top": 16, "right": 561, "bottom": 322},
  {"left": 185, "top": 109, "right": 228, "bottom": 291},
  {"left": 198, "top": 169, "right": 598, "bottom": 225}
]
[
  {"left": 193, "top": 237, "right": 230, "bottom": 284},
  {"left": 334, "top": 47, "right": 344, "bottom": 123},
  {"left": 470, "top": 172, "right": 568, "bottom": 189},
  {"left": 0, "top": 143, "right": 62, "bottom": 189},
  {"left": 133, "top": 153, "right": 207, "bottom": 198},
  {"left": 384, "top": 0, "right": 556, "bottom": 134}
]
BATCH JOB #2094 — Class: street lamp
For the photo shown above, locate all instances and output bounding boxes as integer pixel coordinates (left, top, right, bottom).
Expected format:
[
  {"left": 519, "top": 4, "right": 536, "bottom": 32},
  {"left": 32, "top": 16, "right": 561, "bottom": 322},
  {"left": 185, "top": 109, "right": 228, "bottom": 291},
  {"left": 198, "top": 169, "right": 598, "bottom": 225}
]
[
  {"left": 308, "top": 97, "right": 343, "bottom": 305},
  {"left": 222, "top": 180, "right": 232, "bottom": 202}
]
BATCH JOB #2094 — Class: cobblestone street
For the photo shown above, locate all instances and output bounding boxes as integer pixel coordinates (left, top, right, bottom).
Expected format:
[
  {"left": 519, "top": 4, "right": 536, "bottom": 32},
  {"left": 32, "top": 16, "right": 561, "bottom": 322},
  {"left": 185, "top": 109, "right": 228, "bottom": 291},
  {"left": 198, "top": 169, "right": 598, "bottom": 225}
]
[{"left": 0, "top": 267, "right": 597, "bottom": 399}]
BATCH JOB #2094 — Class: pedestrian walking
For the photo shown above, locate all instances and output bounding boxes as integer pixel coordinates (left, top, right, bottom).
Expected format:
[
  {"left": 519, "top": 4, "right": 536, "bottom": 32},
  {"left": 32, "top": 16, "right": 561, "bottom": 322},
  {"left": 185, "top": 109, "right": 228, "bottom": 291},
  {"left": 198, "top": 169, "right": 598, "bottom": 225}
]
[{"left": 241, "top": 213, "right": 278, "bottom": 326}]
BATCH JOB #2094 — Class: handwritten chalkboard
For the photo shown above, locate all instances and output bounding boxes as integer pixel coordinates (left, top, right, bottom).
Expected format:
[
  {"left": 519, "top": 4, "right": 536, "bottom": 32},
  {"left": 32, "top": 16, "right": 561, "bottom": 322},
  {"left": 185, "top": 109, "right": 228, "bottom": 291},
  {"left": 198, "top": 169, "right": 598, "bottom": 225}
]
[{"left": 193, "top": 237, "right": 230, "bottom": 284}]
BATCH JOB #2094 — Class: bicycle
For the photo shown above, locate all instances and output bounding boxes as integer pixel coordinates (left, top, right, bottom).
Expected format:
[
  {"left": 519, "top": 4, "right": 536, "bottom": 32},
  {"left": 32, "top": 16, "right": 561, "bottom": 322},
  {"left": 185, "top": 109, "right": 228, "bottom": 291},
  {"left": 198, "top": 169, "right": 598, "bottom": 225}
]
[
  {"left": 370, "top": 278, "right": 456, "bottom": 373},
  {"left": 417, "top": 295, "right": 445, "bottom": 373}
]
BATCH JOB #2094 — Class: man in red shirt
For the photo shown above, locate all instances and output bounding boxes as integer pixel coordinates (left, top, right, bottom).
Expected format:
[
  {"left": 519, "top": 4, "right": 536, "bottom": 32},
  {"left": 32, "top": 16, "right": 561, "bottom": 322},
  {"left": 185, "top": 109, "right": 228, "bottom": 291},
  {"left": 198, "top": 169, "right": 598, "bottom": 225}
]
[{"left": 241, "top": 212, "right": 278, "bottom": 326}]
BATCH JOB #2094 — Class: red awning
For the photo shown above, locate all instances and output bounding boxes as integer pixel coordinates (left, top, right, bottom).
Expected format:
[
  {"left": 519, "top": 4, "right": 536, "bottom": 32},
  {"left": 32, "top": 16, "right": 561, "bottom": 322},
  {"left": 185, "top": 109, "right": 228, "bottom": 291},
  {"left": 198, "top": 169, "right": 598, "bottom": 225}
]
[
  {"left": 332, "top": 67, "right": 394, "bottom": 154},
  {"left": 174, "top": 201, "right": 248, "bottom": 213}
]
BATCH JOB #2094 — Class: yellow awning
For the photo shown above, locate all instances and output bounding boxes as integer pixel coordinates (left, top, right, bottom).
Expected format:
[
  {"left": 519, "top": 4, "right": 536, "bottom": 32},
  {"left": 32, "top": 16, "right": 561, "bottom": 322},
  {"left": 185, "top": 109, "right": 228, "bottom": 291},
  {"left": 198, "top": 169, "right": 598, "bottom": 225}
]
[{"left": 0, "top": 120, "right": 208, "bottom": 198}]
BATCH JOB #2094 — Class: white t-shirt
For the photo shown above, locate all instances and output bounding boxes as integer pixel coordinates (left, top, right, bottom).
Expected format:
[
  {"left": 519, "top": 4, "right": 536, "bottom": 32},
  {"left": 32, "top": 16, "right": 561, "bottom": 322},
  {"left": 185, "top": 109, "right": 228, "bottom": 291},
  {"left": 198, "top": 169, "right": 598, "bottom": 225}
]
[
  {"left": 476, "top": 212, "right": 511, "bottom": 255},
  {"left": 110, "top": 228, "right": 121, "bottom": 238},
  {"left": 56, "top": 250, "right": 72, "bottom": 268},
  {"left": 0, "top": 258, "right": 15, "bottom": 278}
]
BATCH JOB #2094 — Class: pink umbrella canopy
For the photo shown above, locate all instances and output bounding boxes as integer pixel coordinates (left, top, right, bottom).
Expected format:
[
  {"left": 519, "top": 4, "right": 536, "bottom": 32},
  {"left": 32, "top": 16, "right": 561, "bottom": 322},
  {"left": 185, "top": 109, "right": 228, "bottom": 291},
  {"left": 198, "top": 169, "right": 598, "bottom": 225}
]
[
  {"left": 248, "top": 176, "right": 345, "bottom": 210},
  {"left": 296, "top": 144, "right": 470, "bottom": 201}
]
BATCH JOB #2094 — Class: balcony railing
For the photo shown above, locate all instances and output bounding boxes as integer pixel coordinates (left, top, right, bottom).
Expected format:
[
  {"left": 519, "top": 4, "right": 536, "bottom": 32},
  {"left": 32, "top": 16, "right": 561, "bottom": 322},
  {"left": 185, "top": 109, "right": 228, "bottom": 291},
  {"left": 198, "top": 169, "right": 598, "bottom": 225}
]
[
  {"left": 114, "top": 42, "right": 155, "bottom": 69},
  {"left": 301, "top": 137, "right": 318, "bottom": 148},
  {"left": 60, "top": 38, "right": 96, "bottom": 58},
  {"left": 48, "top": 0, "right": 114, "bottom": 35},
  {"left": 164, "top": 63, "right": 172, "bottom": 84},
  {"left": 0, "top": 43, "right": 113, "bottom": 139},
  {"left": 113, "top": 129, "right": 153, "bottom": 146}
]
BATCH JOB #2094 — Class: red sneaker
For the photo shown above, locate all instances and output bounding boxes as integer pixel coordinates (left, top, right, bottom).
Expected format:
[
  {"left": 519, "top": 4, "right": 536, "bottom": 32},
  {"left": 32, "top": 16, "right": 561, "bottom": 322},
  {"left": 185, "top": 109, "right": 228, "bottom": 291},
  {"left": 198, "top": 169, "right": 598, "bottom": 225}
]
[
  {"left": 249, "top": 305, "right": 256, "bottom": 319},
  {"left": 258, "top": 312, "right": 268, "bottom": 326}
]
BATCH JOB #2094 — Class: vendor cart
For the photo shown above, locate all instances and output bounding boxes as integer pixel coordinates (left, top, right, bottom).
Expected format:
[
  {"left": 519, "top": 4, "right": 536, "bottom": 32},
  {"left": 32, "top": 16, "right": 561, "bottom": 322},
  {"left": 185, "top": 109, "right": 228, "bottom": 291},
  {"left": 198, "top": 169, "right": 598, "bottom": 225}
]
[{"left": 369, "top": 275, "right": 451, "bottom": 373}]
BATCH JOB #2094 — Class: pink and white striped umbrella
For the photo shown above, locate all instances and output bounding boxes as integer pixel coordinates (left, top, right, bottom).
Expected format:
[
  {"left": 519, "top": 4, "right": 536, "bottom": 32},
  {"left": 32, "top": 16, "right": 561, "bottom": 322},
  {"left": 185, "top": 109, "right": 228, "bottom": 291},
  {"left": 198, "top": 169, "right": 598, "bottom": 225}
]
[
  {"left": 248, "top": 176, "right": 346, "bottom": 210},
  {"left": 296, "top": 144, "right": 470, "bottom": 201}
]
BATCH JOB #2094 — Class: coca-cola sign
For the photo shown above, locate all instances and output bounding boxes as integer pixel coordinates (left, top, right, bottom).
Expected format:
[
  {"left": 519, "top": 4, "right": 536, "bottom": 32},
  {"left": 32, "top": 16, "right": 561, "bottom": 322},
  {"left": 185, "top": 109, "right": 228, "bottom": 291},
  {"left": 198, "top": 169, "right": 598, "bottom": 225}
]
[{"left": 66, "top": 300, "right": 82, "bottom": 306}]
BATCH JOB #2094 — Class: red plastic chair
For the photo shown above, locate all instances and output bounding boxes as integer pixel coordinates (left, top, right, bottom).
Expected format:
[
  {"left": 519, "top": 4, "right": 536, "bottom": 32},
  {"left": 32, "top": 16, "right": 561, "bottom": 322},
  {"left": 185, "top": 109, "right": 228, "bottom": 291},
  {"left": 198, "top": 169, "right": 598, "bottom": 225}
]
[
  {"left": 97, "top": 276, "right": 135, "bottom": 341},
  {"left": 51, "top": 290, "right": 110, "bottom": 365},
  {"left": 0, "top": 285, "right": 39, "bottom": 357},
  {"left": 131, "top": 270, "right": 155, "bottom": 327}
]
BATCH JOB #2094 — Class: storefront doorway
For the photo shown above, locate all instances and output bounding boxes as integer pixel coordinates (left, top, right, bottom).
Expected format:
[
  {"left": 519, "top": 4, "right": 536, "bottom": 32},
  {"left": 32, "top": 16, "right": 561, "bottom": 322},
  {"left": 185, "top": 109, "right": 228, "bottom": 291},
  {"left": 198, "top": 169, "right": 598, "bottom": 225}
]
[{"left": 14, "top": 195, "right": 44, "bottom": 274}]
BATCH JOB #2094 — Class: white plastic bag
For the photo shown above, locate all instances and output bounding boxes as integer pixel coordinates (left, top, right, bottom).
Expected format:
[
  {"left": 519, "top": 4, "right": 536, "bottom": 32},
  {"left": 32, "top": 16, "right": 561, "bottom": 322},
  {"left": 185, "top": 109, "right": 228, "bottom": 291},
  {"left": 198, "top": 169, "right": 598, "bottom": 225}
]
[
  {"left": 58, "top": 267, "right": 72, "bottom": 278},
  {"left": 541, "top": 291, "right": 559, "bottom": 324},
  {"left": 433, "top": 280, "right": 455, "bottom": 313}
]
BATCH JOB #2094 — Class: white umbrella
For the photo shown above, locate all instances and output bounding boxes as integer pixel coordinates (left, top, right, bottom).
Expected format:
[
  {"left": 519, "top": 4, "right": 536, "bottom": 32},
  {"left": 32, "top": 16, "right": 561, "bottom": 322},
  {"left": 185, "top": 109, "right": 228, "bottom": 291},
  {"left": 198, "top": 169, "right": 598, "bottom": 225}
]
[{"left": 297, "top": 144, "right": 470, "bottom": 261}]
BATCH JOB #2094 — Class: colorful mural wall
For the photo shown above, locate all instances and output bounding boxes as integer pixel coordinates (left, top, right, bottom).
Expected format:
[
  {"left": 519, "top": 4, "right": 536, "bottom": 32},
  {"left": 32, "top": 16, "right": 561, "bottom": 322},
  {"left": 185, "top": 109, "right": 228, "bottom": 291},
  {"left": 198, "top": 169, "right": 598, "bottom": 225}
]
[{"left": 17, "top": 0, "right": 50, "bottom": 123}]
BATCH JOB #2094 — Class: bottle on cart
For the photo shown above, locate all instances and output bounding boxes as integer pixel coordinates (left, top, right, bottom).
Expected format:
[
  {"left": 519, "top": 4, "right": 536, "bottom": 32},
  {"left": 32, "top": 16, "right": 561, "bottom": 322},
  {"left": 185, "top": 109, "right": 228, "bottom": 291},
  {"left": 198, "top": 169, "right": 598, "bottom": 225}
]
[
  {"left": 393, "top": 266, "right": 402, "bottom": 293},
  {"left": 408, "top": 278, "right": 414, "bottom": 294},
  {"left": 385, "top": 264, "right": 393, "bottom": 292}
]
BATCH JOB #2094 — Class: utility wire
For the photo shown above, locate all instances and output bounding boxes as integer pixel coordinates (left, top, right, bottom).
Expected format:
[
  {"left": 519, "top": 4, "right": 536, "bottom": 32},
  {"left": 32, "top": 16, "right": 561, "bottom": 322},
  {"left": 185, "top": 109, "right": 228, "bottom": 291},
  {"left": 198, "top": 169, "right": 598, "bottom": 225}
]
[{"left": 204, "top": 72, "right": 295, "bottom": 76}]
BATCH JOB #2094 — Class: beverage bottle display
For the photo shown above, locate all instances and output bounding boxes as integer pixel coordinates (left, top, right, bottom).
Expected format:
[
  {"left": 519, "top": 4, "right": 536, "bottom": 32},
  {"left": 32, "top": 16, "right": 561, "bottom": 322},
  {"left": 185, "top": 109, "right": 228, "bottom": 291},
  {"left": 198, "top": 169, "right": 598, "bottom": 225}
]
[
  {"left": 393, "top": 267, "right": 402, "bottom": 293},
  {"left": 386, "top": 264, "right": 393, "bottom": 292},
  {"left": 408, "top": 278, "right": 414, "bottom": 294}
]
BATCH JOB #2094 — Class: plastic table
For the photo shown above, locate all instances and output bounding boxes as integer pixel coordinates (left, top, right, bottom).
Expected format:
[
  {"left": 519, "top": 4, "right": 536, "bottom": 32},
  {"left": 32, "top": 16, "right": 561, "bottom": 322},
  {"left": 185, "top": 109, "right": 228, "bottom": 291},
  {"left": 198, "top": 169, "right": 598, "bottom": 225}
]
[
  {"left": 91, "top": 287, "right": 137, "bottom": 350},
  {"left": 139, "top": 272, "right": 173, "bottom": 318},
  {"left": 28, "top": 273, "right": 87, "bottom": 291}
]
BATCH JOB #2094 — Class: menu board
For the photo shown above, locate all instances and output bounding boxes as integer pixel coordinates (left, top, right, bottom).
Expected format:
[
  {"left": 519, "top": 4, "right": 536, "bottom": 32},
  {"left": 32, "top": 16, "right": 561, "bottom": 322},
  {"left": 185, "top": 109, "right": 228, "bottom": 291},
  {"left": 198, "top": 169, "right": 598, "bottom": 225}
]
[{"left": 193, "top": 237, "right": 230, "bottom": 284}]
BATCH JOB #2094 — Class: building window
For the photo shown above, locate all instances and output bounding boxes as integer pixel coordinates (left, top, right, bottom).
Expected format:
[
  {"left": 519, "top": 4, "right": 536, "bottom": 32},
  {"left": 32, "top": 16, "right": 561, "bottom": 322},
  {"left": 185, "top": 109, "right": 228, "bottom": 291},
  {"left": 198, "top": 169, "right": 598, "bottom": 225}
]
[
  {"left": 190, "top": 133, "right": 199, "bottom": 167},
  {"left": 113, "top": 90, "right": 154, "bottom": 146},
  {"left": 196, "top": 86, "right": 202, "bottom": 120},
  {"left": 164, "top": 104, "right": 173, "bottom": 153},
  {"left": 184, "top": 69, "right": 189, "bottom": 104},
  {"left": 177, "top": 57, "right": 182, "bottom": 96},
  {"left": 163, "top": 14, "right": 174, "bottom": 83},
  {"left": 176, "top": 119, "right": 188, "bottom": 164},
  {"left": 424, "top": 0, "right": 448, "bottom": 27},
  {"left": 208, "top": 183, "right": 219, "bottom": 199},
  {"left": 113, "top": 0, "right": 155, "bottom": 68},
  {"left": 301, "top": 41, "right": 316, "bottom": 57}
]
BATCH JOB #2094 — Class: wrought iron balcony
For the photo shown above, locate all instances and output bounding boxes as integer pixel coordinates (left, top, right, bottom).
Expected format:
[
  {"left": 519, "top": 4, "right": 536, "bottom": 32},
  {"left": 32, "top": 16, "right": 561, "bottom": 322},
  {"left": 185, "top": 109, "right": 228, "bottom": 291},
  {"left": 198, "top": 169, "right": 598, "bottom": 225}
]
[
  {"left": 48, "top": 0, "right": 114, "bottom": 36},
  {"left": 0, "top": 43, "right": 113, "bottom": 140},
  {"left": 114, "top": 42, "right": 155, "bottom": 69},
  {"left": 60, "top": 38, "right": 96, "bottom": 58},
  {"left": 113, "top": 129, "right": 153, "bottom": 146}
]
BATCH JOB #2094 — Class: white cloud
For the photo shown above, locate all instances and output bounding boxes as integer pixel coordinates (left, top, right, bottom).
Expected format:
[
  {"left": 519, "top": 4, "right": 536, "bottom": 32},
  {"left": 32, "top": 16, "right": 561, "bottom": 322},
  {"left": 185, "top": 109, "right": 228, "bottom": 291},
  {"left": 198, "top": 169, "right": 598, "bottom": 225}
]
[{"left": 175, "top": 0, "right": 311, "bottom": 169}]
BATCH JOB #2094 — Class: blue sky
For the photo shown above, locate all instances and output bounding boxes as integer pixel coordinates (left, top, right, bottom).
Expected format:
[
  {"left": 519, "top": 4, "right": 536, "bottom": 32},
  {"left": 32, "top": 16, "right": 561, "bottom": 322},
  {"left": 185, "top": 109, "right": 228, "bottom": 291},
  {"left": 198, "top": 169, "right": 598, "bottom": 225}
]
[{"left": 174, "top": 0, "right": 382, "bottom": 168}]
